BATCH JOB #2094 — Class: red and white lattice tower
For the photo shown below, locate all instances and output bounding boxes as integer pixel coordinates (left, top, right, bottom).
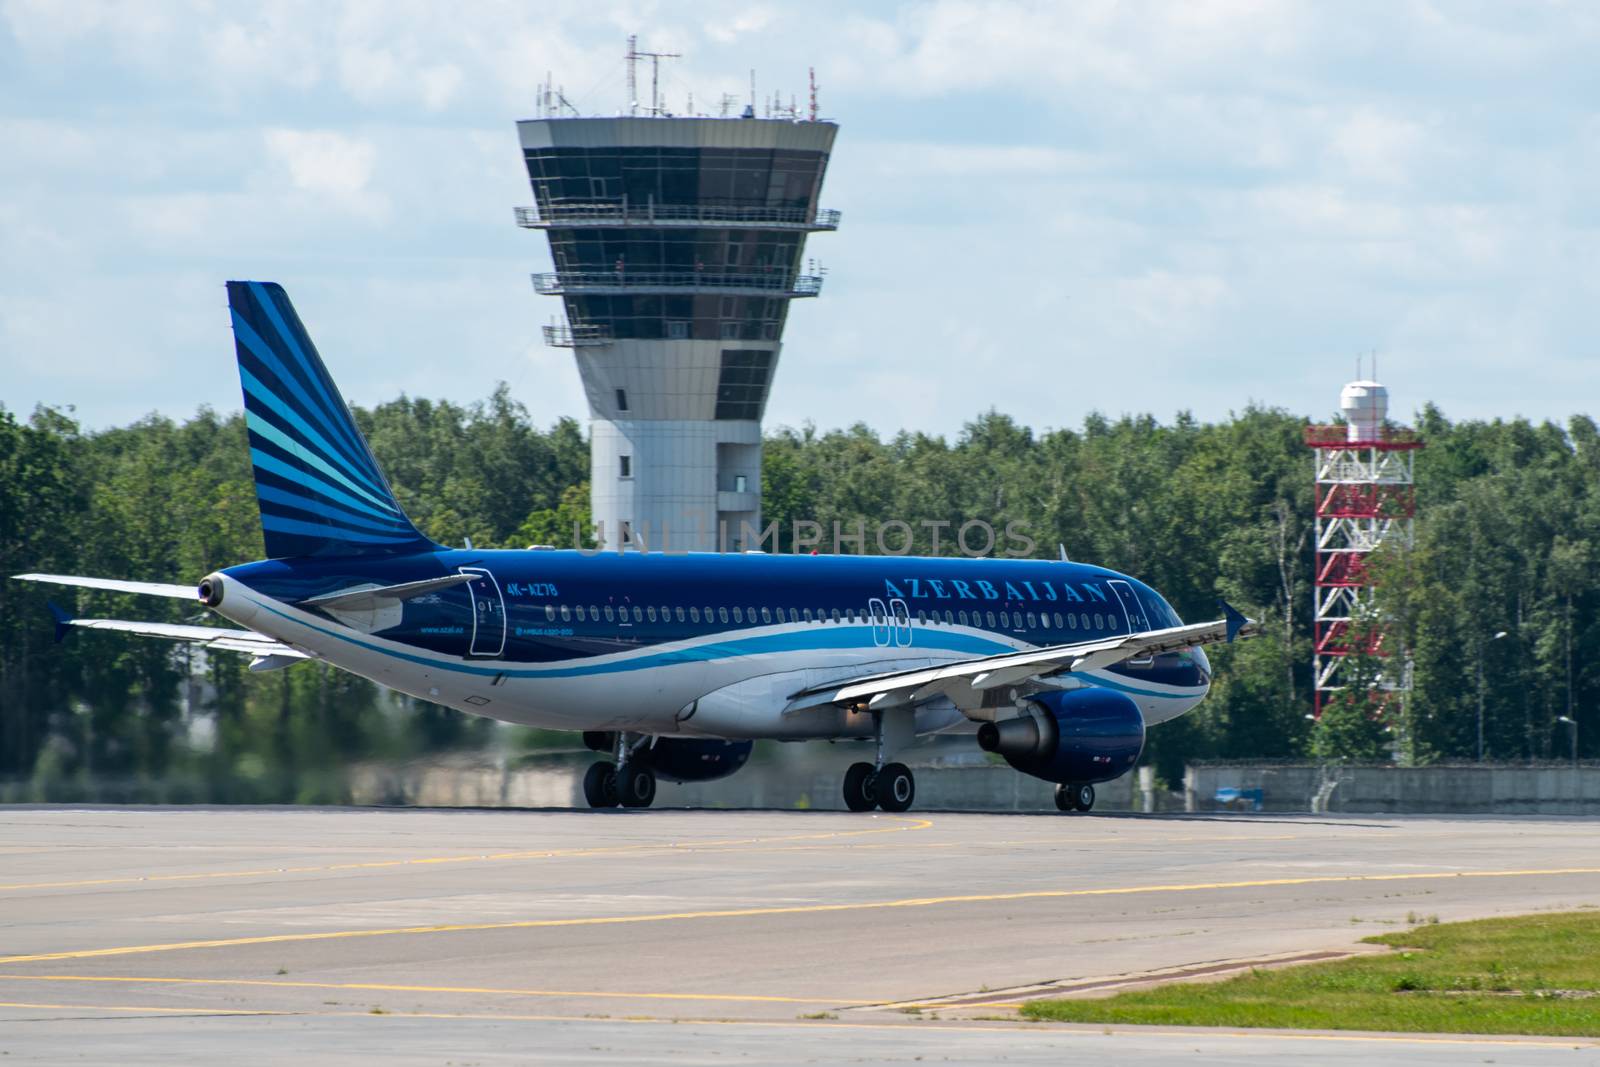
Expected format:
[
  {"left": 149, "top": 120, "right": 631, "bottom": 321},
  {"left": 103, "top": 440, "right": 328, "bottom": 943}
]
[{"left": 1304, "top": 381, "right": 1424, "bottom": 716}]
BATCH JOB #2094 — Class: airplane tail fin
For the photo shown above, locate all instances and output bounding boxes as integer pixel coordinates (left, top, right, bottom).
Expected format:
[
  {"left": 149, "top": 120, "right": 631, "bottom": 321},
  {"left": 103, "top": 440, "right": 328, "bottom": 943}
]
[{"left": 225, "top": 281, "right": 437, "bottom": 560}]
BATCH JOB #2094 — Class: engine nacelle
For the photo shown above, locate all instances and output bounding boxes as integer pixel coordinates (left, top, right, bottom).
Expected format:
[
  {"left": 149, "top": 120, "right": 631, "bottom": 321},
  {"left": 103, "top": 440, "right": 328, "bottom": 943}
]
[
  {"left": 641, "top": 738, "right": 753, "bottom": 784},
  {"left": 978, "top": 689, "right": 1144, "bottom": 785}
]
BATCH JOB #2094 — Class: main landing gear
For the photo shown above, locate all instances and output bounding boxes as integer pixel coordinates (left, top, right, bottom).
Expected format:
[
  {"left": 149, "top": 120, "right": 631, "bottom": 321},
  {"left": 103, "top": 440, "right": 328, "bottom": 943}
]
[
  {"left": 841, "top": 761, "right": 916, "bottom": 813},
  {"left": 1054, "top": 782, "right": 1096, "bottom": 812},
  {"left": 582, "top": 760, "right": 619, "bottom": 808},
  {"left": 582, "top": 759, "right": 658, "bottom": 809},
  {"left": 582, "top": 732, "right": 656, "bottom": 809}
]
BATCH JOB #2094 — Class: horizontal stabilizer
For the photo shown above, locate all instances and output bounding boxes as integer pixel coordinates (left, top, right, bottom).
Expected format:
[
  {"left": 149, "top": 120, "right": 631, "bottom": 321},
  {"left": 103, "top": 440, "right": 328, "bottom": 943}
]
[
  {"left": 55, "top": 614, "right": 308, "bottom": 662},
  {"left": 300, "top": 573, "right": 473, "bottom": 613},
  {"left": 15, "top": 573, "right": 196, "bottom": 599}
]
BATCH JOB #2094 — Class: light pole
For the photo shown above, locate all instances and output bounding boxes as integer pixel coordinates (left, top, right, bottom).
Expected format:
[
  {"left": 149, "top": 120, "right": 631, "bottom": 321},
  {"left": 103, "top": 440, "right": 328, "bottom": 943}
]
[
  {"left": 1558, "top": 715, "right": 1578, "bottom": 766},
  {"left": 1477, "top": 630, "right": 1508, "bottom": 762}
]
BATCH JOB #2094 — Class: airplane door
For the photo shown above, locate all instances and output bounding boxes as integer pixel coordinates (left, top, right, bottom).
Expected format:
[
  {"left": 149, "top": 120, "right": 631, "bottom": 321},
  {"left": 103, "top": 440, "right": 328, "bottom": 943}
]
[
  {"left": 460, "top": 567, "right": 506, "bottom": 657},
  {"left": 889, "top": 598, "right": 912, "bottom": 647},
  {"left": 867, "top": 597, "right": 890, "bottom": 647},
  {"left": 1108, "top": 579, "right": 1150, "bottom": 633}
]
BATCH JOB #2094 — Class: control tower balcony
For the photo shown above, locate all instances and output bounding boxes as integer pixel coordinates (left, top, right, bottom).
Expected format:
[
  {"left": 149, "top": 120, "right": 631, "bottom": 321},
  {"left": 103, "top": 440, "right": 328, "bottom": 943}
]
[
  {"left": 531, "top": 270, "right": 822, "bottom": 298},
  {"left": 541, "top": 322, "right": 614, "bottom": 347},
  {"left": 515, "top": 204, "right": 840, "bottom": 232}
]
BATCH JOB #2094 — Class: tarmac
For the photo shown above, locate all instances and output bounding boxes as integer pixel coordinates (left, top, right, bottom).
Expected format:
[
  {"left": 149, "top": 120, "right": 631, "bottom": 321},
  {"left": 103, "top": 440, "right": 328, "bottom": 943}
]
[{"left": 2, "top": 805, "right": 1598, "bottom": 1064}]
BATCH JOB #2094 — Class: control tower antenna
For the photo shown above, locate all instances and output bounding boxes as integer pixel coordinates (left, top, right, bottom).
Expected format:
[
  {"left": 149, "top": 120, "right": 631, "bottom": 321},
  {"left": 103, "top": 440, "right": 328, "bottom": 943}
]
[
  {"left": 808, "top": 67, "right": 818, "bottom": 121},
  {"left": 625, "top": 35, "right": 680, "bottom": 117},
  {"left": 626, "top": 35, "right": 637, "bottom": 115},
  {"left": 538, "top": 72, "right": 577, "bottom": 118}
]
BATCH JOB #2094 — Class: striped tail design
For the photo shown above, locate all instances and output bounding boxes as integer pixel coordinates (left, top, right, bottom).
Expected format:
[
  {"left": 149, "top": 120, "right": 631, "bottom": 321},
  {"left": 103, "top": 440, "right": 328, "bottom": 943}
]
[{"left": 225, "top": 281, "right": 436, "bottom": 559}]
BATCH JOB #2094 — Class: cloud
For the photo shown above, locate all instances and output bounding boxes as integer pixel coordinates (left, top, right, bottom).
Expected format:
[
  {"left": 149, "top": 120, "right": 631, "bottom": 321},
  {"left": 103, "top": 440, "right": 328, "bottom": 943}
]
[
  {"left": 264, "top": 129, "right": 376, "bottom": 197},
  {"left": 704, "top": 6, "right": 777, "bottom": 45},
  {"left": 1, "top": 0, "right": 1596, "bottom": 436}
]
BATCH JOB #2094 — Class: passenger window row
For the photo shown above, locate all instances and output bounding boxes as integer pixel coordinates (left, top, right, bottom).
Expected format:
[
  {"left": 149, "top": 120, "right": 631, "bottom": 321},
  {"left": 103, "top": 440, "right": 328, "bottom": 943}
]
[{"left": 539, "top": 602, "right": 1117, "bottom": 634}]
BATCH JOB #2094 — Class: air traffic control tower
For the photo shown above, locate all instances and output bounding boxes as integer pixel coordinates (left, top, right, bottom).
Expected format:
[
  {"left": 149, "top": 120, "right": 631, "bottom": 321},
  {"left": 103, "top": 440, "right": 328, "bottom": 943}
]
[{"left": 515, "top": 108, "right": 838, "bottom": 551}]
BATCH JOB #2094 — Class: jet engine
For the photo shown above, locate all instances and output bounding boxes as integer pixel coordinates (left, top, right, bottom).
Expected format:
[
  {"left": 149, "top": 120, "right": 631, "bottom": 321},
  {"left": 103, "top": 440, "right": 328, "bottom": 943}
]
[
  {"left": 639, "top": 738, "right": 753, "bottom": 784},
  {"left": 976, "top": 689, "right": 1144, "bottom": 785}
]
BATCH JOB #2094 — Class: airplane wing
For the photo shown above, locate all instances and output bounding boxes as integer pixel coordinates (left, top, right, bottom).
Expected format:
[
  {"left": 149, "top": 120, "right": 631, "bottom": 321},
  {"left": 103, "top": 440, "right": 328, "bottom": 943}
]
[{"left": 785, "top": 601, "right": 1257, "bottom": 713}]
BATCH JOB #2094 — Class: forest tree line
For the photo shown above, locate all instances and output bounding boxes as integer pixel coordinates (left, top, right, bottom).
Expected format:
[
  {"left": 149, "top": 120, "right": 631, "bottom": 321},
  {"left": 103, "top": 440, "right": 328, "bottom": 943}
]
[{"left": 1, "top": 384, "right": 1595, "bottom": 798}]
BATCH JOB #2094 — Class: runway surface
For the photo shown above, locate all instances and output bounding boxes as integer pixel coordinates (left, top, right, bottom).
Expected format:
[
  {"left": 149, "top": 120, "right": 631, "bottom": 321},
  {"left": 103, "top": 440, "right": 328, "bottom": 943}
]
[{"left": 2, "top": 806, "right": 1598, "bottom": 1064}]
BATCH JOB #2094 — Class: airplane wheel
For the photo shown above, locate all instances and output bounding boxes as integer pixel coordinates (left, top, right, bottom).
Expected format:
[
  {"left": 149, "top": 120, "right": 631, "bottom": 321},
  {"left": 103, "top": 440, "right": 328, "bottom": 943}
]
[
  {"left": 875, "top": 763, "right": 915, "bottom": 813},
  {"left": 842, "top": 762, "right": 877, "bottom": 812},
  {"left": 617, "top": 763, "right": 657, "bottom": 809},
  {"left": 1073, "top": 783, "right": 1095, "bottom": 812},
  {"left": 1054, "top": 784, "right": 1076, "bottom": 812},
  {"left": 583, "top": 761, "right": 619, "bottom": 809}
]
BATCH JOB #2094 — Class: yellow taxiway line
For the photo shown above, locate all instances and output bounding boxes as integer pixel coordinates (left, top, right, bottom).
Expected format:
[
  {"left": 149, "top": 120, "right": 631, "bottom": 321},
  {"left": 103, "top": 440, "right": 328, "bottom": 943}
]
[
  {"left": 0, "top": 1000, "right": 288, "bottom": 1016},
  {"left": 0, "top": 973, "right": 875, "bottom": 1007},
  {"left": 0, "top": 816, "right": 934, "bottom": 894},
  {"left": 4, "top": 865, "right": 1599, "bottom": 966}
]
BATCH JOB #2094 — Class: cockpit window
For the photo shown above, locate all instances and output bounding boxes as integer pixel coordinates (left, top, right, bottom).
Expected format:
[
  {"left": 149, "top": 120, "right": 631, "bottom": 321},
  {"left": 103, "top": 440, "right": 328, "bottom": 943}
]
[{"left": 1136, "top": 585, "right": 1183, "bottom": 628}]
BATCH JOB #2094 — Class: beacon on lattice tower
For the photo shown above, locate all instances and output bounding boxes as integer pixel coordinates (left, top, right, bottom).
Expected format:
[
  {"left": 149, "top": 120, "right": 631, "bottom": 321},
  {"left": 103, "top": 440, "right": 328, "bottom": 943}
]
[{"left": 1304, "top": 375, "right": 1424, "bottom": 715}]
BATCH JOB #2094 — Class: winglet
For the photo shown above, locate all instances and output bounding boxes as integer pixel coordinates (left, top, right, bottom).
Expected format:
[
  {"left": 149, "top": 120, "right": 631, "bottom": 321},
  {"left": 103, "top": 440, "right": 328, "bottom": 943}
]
[
  {"left": 1218, "top": 599, "right": 1250, "bottom": 643},
  {"left": 46, "top": 601, "right": 74, "bottom": 644}
]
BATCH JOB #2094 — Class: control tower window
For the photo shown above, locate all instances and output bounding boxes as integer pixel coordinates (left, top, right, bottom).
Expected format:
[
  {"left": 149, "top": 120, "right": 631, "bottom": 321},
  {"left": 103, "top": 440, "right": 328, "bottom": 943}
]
[
  {"left": 715, "top": 349, "right": 772, "bottom": 420},
  {"left": 615, "top": 388, "right": 629, "bottom": 412},
  {"left": 619, "top": 455, "right": 632, "bottom": 478}
]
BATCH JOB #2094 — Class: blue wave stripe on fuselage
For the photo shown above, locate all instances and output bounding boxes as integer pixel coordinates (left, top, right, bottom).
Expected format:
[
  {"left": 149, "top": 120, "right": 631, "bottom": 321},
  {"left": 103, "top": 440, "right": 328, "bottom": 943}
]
[
  {"left": 240, "top": 367, "right": 392, "bottom": 507},
  {"left": 249, "top": 593, "right": 1019, "bottom": 679},
  {"left": 231, "top": 311, "right": 381, "bottom": 491},
  {"left": 248, "top": 282, "right": 371, "bottom": 463},
  {"left": 1081, "top": 672, "right": 1203, "bottom": 701},
  {"left": 246, "top": 413, "right": 400, "bottom": 517},
  {"left": 252, "top": 591, "right": 1202, "bottom": 704}
]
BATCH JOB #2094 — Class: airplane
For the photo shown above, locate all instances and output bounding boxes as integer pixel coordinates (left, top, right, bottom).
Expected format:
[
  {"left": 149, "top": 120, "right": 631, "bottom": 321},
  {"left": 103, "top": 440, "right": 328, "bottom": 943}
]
[{"left": 15, "top": 281, "right": 1257, "bottom": 814}]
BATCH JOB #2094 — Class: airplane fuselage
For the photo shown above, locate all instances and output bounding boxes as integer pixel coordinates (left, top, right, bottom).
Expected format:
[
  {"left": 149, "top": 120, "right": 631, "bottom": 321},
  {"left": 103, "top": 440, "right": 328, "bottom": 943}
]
[{"left": 207, "top": 549, "right": 1211, "bottom": 741}]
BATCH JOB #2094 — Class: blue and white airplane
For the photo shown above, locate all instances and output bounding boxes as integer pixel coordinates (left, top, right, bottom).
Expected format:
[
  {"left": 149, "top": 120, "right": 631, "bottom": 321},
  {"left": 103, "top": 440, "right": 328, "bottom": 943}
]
[{"left": 17, "top": 282, "right": 1256, "bottom": 813}]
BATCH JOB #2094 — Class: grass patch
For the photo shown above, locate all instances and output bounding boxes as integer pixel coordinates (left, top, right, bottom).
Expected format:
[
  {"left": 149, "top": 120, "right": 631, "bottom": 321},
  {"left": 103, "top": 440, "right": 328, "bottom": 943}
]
[{"left": 1021, "top": 912, "right": 1600, "bottom": 1036}]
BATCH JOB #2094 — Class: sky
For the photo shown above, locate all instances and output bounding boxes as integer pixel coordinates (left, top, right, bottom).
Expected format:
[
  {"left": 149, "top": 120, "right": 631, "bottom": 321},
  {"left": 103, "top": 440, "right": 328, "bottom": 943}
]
[{"left": 1, "top": 0, "right": 1596, "bottom": 440}]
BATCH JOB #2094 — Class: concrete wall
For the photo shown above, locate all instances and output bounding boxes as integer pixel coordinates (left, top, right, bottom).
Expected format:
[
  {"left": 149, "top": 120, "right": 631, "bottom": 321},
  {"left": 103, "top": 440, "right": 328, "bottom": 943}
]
[
  {"left": 1185, "top": 762, "right": 1600, "bottom": 815},
  {"left": 347, "top": 752, "right": 1142, "bottom": 813}
]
